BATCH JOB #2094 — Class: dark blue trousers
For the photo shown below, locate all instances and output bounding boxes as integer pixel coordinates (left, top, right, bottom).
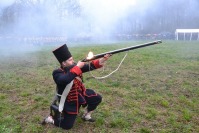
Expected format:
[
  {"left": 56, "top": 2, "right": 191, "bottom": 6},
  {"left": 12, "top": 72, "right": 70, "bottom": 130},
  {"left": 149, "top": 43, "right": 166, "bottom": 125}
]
[{"left": 54, "top": 89, "right": 102, "bottom": 130}]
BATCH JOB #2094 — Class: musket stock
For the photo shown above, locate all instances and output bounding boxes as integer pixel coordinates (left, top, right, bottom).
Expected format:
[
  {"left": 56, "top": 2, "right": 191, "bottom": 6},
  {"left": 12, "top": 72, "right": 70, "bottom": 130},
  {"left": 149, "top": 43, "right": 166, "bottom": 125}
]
[{"left": 81, "top": 40, "right": 162, "bottom": 62}]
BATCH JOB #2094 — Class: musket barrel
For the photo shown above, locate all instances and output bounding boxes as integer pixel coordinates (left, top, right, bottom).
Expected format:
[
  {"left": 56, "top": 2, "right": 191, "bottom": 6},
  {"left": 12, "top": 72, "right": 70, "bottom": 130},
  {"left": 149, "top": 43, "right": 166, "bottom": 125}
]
[{"left": 82, "top": 40, "right": 162, "bottom": 62}]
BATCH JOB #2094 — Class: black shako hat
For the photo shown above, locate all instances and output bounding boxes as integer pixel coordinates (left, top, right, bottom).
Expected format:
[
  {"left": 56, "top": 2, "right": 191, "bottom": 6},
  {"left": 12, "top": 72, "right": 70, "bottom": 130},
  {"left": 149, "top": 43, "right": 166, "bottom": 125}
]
[{"left": 52, "top": 44, "right": 72, "bottom": 64}]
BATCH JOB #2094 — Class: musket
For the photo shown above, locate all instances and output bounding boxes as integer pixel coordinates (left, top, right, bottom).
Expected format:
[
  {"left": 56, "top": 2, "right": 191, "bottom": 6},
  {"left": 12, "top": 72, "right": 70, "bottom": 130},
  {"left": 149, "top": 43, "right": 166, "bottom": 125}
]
[{"left": 81, "top": 40, "right": 162, "bottom": 62}]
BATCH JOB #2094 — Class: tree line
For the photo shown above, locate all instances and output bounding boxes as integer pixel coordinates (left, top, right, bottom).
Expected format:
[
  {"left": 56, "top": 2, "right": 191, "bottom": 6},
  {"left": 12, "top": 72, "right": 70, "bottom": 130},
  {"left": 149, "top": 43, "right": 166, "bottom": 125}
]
[{"left": 0, "top": 0, "right": 199, "bottom": 36}]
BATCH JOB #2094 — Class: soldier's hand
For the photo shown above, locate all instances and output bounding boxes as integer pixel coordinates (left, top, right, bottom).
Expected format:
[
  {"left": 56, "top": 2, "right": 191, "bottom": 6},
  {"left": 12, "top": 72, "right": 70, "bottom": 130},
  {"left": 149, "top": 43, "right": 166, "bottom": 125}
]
[
  {"left": 99, "top": 54, "right": 112, "bottom": 65},
  {"left": 103, "top": 54, "right": 112, "bottom": 61},
  {"left": 77, "top": 61, "right": 85, "bottom": 68}
]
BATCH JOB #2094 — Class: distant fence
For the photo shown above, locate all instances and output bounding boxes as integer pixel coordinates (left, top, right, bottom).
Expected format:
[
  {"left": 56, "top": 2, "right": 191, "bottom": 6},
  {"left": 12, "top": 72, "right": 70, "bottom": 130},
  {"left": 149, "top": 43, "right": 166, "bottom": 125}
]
[
  {"left": 0, "top": 36, "right": 68, "bottom": 45},
  {"left": 0, "top": 33, "right": 178, "bottom": 45},
  {"left": 115, "top": 33, "right": 175, "bottom": 40}
]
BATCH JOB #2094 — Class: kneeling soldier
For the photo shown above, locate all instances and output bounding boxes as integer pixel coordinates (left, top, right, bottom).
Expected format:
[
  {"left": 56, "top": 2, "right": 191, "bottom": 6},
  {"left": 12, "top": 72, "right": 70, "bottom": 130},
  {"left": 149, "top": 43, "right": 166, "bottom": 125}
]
[{"left": 42, "top": 44, "right": 111, "bottom": 130}]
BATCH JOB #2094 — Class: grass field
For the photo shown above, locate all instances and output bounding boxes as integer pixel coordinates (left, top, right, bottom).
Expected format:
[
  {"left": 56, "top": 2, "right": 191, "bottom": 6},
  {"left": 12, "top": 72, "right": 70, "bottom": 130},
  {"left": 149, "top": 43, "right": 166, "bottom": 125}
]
[{"left": 0, "top": 40, "right": 198, "bottom": 133}]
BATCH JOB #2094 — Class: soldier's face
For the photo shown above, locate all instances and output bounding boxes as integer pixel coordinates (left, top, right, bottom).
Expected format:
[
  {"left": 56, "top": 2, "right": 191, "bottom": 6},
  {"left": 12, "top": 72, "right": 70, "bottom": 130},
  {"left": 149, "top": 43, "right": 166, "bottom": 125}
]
[{"left": 62, "top": 57, "right": 75, "bottom": 67}]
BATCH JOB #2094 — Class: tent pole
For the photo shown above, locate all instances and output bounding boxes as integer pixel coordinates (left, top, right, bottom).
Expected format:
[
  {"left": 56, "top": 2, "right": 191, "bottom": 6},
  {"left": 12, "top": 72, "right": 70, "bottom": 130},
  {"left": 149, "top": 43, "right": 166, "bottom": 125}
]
[
  {"left": 184, "top": 33, "right": 185, "bottom": 41},
  {"left": 190, "top": 33, "right": 192, "bottom": 41}
]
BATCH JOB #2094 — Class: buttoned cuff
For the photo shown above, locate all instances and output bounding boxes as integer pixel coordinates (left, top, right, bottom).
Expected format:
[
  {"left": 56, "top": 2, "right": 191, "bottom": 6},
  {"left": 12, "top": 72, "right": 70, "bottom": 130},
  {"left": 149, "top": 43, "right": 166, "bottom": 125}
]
[
  {"left": 92, "top": 60, "right": 103, "bottom": 68},
  {"left": 70, "top": 66, "right": 82, "bottom": 75}
]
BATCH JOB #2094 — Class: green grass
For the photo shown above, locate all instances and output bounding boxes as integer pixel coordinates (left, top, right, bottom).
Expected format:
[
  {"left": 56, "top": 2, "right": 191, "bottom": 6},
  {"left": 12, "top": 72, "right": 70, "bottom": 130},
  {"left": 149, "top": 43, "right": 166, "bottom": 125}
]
[{"left": 0, "top": 40, "right": 199, "bottom": 132}]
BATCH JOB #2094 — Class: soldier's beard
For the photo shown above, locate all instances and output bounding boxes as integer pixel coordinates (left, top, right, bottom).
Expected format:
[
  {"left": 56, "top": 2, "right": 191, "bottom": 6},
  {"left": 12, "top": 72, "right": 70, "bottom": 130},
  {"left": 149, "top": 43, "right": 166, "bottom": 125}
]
[{"left": 63, "top": 62, "right": 77, "bottom": 69}]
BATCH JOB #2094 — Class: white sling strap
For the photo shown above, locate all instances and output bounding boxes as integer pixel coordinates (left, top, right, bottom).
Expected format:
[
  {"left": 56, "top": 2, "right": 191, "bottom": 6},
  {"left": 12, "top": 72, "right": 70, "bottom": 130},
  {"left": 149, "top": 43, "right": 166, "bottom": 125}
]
[{"left": 58, "top": 80, "right": 74, "bottom": 112}]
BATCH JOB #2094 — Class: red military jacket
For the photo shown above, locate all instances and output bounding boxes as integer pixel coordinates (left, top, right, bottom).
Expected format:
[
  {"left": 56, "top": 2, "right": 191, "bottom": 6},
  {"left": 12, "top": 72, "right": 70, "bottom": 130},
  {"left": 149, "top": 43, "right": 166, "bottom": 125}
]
[{"left": 52, "top": 60, "right": 102, "bottom": 114}]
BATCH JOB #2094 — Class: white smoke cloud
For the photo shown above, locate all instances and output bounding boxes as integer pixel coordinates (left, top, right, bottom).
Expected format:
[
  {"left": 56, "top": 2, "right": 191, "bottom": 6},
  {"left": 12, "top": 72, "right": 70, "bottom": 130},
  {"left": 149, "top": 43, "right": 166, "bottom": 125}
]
[
  {"left": 0, "top": 0, "right": 198, "bottom": 46},
  {"left": 77, "top": 0, "right": 159, "bottom": 41},
  {"left": 0, "top": 0, "right": 158, "bottom": 40},
  {"left": 78, "top": 0, "right": 137, "bottom": 37}
]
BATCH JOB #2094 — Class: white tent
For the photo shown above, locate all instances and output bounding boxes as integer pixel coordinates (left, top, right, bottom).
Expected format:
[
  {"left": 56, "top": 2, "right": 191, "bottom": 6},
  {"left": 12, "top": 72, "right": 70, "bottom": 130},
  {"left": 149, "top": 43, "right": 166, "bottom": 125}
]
[{"left": 175, "top": 29, "right": 199, "bottom": 40}]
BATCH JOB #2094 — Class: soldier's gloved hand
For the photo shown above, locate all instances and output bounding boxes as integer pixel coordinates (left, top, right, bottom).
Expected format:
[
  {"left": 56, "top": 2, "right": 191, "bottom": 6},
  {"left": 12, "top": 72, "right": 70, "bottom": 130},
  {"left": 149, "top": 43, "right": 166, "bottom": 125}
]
[
  {"left": 99, "top": 54, "right": 112, "bottom": 65},
  {"left": 77, "top": 61, "right": 85, "bottom": 68}
]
